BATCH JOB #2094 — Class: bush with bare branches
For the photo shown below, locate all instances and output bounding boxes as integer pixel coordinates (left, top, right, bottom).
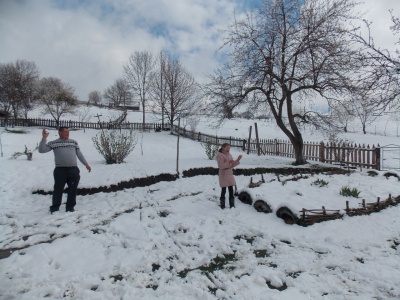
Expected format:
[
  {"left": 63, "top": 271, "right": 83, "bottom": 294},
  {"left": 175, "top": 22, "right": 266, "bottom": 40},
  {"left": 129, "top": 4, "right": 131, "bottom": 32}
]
[{"left": 92, "top": 129, "right": 137, "bottom": 164}]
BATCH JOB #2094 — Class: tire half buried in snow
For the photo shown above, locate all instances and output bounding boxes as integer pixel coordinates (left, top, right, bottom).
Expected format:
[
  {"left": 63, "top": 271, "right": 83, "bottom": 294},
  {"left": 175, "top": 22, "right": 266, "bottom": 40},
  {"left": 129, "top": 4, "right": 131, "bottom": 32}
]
[
  {"left": 238, "top": 191, "right": 253, "bottom": 205},
  {"left": 276, "top": 207, "right": 299, "bottom": 224},
  {"left": 253, "top": 200, "right": 272, "bottom": 213}
]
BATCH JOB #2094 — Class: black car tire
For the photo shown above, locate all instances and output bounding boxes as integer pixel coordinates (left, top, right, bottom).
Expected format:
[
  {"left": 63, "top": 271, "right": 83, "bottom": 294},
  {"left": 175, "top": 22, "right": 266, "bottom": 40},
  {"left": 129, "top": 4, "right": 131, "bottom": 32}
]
[{"left": 253, "top": 200, "right": 272, "bottom": 213}]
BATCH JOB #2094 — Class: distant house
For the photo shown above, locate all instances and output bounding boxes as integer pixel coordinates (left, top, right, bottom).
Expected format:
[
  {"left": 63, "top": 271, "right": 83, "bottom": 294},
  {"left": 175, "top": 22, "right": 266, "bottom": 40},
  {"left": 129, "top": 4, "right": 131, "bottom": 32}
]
[
  {"left": 108, "top": 100, "right": 140, "bottom": 111},
  {"left": 121, "top": 100, "right": 140, "bottom": 111}
]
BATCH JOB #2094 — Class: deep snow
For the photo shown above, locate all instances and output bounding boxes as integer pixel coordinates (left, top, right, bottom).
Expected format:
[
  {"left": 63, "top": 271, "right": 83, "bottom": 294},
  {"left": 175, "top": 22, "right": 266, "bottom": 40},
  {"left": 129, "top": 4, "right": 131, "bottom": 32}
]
[{"left": 0, "top": 108, "right": 400, "bottom": 299}]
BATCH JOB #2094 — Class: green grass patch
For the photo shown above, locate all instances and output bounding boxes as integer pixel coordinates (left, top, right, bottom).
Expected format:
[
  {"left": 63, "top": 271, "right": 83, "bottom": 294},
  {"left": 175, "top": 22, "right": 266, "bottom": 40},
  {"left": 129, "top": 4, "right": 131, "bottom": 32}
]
[
  {"left": 178, "top": 252, "right": 237, "bottom": 278},
  {"left": 312, "top": 178, "right": 329, "bottom": 187},
  {"left": 340, "top": 186, "right": 361, "bottom": 198}
]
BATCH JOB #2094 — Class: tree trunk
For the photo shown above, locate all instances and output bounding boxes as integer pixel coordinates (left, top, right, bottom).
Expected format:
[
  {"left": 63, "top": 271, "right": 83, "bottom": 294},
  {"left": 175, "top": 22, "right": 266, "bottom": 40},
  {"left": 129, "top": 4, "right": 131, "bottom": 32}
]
[
  {"left": 275, "top": 117, "right": 308, "bottom": 165},
  {"left": 285, "top": 94, "right": 307, "bottom": 165},
  {"left": 291, "top": 137, "right": 307, "bottom": 165},
  {"left": 142, "top": 100, "right": 145, "bottom": 130},
  {"left": 161, "top": 107, "right": 165, "bottom": 129}
]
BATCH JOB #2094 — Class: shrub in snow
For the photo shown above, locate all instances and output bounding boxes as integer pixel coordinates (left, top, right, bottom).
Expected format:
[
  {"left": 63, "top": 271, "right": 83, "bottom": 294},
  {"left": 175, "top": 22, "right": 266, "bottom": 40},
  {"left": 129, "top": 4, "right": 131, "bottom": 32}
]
[
  {"left": 202, "top": 141, "right": 219, "bottom": 160},
  {"left": 92, "top": 129, "right": 137, "bottom": 164}
]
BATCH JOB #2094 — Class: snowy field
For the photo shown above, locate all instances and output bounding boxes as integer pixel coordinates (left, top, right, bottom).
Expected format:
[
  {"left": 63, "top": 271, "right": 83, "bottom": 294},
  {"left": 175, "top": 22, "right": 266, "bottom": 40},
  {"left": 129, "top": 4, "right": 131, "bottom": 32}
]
[{"left": 0, "top": 107, "right": 400, "bottom": 299}]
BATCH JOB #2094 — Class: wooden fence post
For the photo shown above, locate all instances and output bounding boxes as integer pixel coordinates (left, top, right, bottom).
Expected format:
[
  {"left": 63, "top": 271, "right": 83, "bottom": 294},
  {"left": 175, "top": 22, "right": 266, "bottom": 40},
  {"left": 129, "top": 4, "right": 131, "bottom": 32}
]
[
  {"left": 375, "top": 146, "right": 381, "bottom": 170},
  {"left": 255, "top": 123, "right": 260, "bottom": 156},
  {"left": 319, "top": 141, "right": 325, "bottom": 162},
  {"left": 247, "top": 126, "right": 252, "bottom": 155}
]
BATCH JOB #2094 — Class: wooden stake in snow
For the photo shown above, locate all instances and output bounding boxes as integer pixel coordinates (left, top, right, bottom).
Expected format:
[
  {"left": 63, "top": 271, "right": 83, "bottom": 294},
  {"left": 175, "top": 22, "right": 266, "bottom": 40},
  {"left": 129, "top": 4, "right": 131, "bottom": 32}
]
[{"left": 176, "top": 117, "right": 180, "bottom": 176}]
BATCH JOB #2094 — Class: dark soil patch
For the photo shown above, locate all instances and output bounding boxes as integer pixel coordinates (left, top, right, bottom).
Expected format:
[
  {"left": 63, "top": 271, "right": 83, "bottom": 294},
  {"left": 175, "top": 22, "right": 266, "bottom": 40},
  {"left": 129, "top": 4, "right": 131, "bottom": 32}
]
[
  {"left": 32, "top": 166, "right": 348, "bottom": 196},
  {"left": 33, "top": 173, "right": 178, "bottom": 196},
  {"left": 183, "top": 166, "right": 349, "bottom": 177},
  {"left": 0, "top": 233, "right": 68, "bottom": 260},
  {"left": 0, "top": 248, "right": 19, "bottom": 260}
]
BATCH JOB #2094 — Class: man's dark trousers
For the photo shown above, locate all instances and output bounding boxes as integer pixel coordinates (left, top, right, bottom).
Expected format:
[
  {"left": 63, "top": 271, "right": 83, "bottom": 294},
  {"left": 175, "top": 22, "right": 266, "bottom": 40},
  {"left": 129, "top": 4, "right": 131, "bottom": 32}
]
[{"left": 51, "top": 167, "right": 80, "bottom": 212}]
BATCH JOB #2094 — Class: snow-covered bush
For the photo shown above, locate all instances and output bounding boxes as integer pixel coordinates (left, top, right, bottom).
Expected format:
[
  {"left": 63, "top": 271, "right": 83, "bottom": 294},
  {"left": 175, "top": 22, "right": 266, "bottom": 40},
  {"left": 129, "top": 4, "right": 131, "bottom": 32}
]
[
  {"left": 92, "top": 129, "right": 137, "bottom": 164},
  {"left": 202, "top": 141, "right": 219, "bottom": 160}
]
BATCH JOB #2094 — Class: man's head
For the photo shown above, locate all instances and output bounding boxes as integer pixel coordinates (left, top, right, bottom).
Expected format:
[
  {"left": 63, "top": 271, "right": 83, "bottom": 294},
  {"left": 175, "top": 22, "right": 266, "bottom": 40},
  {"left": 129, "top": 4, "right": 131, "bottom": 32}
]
[{"left": 58, "top": 127, "right": 70, "bottom": 140}]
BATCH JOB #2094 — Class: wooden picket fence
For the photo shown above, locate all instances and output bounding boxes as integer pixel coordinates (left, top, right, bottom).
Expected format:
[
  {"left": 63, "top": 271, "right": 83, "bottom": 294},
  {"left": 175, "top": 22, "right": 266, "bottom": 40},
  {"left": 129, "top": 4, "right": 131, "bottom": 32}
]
[
  {"left": 297, "top": 194, "right": 400, "bottom": 225},
  {"left": 1, "top": 117, "right": 381, "bottom": 170},
  {"left": 172, "top": 125, "right": 381, "bottom": 170},
  {"left": 0, "top": 118, "right": 164, "bottom": 131}
]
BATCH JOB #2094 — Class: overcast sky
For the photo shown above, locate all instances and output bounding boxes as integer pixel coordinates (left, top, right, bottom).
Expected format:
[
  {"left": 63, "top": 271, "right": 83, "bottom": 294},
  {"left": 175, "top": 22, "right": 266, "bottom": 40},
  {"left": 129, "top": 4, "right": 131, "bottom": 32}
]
[{"left": 1, "top": 0, "right": 399, "bottom": 101}]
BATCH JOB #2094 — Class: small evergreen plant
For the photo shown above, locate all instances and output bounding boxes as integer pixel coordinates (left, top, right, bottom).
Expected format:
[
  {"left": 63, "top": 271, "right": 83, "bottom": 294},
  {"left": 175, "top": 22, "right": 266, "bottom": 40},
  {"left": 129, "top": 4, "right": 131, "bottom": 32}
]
[{"left": 202, "top": 141, "right": 219, "bottom": 160}]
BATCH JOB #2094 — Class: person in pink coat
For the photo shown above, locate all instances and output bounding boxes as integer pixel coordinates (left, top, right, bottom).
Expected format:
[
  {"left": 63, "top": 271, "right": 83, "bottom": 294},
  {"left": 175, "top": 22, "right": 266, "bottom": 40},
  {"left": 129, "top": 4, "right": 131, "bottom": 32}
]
[{"left": 216, "top": 143, "right": 242, "bottom": 209}]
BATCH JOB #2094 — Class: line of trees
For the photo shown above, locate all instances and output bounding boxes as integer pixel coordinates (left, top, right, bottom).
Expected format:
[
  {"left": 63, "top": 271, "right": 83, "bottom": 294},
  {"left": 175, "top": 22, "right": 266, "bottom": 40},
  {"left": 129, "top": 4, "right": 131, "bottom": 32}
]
[
  {"left": 98, "top": 50, "right": 201, "bottom": 130},
  {"left": 0, "top": 59, "right": 79, "bottom": 125},
  {"left": 1, "top": 52, "right": 201, "bottom": 130}
]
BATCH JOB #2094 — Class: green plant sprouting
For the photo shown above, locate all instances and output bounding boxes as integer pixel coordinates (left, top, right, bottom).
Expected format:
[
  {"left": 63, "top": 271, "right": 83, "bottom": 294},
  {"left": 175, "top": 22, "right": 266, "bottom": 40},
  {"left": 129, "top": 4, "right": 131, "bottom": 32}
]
[{"left": 340, "top": 186, "right": 361, "bottom": 198}]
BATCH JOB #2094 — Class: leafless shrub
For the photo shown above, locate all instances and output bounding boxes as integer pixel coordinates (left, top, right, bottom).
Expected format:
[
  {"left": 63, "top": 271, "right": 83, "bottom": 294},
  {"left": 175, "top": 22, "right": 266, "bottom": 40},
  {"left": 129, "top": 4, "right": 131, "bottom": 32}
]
[{"left": 92, "top": 129, "right": 137, "bottom": 164}]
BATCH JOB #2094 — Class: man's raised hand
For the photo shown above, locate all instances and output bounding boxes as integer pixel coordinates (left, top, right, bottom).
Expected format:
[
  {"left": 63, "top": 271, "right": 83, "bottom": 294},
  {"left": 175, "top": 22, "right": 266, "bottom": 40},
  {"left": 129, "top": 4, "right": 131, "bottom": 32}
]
[{"left": 42, "top": 128, "right": 49, "bottom": 138}]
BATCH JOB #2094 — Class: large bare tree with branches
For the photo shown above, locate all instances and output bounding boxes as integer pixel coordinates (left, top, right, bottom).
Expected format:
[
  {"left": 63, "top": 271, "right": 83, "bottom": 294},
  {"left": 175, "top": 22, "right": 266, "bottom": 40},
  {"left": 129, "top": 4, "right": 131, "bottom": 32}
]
[
  {"left": 88, "top": 90, "right": 102, "bottom": 106},
  {"left": 349, "top": 11, "right": 400, "bottom": 113},
  {"left": 0, "top": 60, "right": 39, "bottom": 120},
  {"left": 149, "top": 51, "right": 168, "bottom": 129},
  {"left": 204, "top": 0, "right": 366, "bottom": 165},
  {"left": 103, "top": 78, "right": 132, "bottom": 108},
  {"left": 38, "top": 77, "right": 78, "bottom": 126},
  {"left": 152, "top": 54, "right": 199, "bottom": 130},
  {"left": 124, "top": 51, "right": 154, "bottom": 129}
]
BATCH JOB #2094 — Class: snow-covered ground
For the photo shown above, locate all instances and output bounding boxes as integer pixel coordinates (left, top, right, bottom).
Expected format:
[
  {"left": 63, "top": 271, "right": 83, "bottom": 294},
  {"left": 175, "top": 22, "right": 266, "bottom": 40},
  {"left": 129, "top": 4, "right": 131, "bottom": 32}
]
[{"left": 1, "top": 108, "right": 400, "bottom": 299}]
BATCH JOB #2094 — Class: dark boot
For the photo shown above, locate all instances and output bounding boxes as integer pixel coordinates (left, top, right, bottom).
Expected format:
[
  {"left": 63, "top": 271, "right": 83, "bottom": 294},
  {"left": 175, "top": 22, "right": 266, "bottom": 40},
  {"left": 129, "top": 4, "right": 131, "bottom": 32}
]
[
  {"left": 220, "top": 197, "right": 226, "bottom": 209},
  {"left": 229, "top": 197, "right": 235, "bottom": 208}
]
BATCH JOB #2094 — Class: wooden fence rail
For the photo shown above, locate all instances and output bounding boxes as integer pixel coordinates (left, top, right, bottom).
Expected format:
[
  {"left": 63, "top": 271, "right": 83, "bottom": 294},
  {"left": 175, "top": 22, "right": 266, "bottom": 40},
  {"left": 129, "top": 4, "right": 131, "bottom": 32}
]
[
  {"left": 1, "top": 118, "right": 381, "bottom": 170},
  {"left": 171, "top": 125, "right": 380, "bottom": 170},
  {"left": 0, "top": 118, "right": 164, "bottom": 131}
]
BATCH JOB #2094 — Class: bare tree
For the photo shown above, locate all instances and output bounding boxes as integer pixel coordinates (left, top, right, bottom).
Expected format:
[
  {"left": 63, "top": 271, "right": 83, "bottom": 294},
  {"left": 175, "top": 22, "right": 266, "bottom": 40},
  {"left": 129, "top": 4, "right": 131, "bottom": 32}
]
[
  {"left": 160, "top": 55, "right": 199, "bottom": 130},
  {"left": 88, "top": 90, "right": 102, "bottom": 106},
  {"left": 0, "top": 60, "right": 40, "bottom": 120},
  {"left": 38, "top": 77, "right": 78, "bottom": 126},
  {"left": 348, "top": 13, "right": 400, "bottom": 112},
  {"left": 391, "top": 11, "right": 400, "bottom": 32},
  {"left": 103, "top": 78, "right": 132, "bottom": 108},
  {"left": 0, "top": 64, "right": 13, "bottom": 120},
  {"left": 124, "top": 51, "right": 154, "bottom": 128},
  {"left": 186, "top": 115, "right": 201, "bottom": 133},
  {"left": 330, "top": 102, "right": 355, "bottom": 133},
  {"left": 350, "top": 92, "right": 379, "bottom": 134},
  {"left": 204, "top": 0, "right": 365, "bottom": 165},
  {"left": 149, "top": 51, "right": 168, "bottom": 129}
]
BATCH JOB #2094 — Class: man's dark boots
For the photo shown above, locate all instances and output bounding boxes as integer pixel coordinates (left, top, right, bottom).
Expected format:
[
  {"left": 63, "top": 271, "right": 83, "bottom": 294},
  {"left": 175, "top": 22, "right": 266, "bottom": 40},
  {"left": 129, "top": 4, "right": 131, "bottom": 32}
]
[
  {"left": 220, "top": 197, "right": 226, "bottom": 209},
  {"left": 49, "top": 206, "right": 59, "bottom": 214},
  {"left": 229, "top": 197, "right": 235, "bottom": 208}
]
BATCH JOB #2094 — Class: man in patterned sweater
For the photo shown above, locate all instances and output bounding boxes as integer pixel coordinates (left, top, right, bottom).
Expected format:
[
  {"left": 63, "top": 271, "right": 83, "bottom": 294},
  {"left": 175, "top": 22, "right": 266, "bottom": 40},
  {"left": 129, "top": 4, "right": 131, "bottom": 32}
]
[{"left": 39, "top": 127, "right": 91, "bottom": 213}]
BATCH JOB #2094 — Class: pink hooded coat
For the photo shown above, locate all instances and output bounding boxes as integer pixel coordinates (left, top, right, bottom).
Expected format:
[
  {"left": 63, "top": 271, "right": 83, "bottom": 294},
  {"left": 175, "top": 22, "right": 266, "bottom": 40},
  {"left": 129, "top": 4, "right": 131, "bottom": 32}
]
[{"left": 216, "top": 152, "right": 240, "bottom": 187}]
